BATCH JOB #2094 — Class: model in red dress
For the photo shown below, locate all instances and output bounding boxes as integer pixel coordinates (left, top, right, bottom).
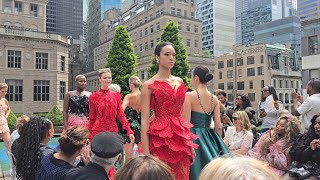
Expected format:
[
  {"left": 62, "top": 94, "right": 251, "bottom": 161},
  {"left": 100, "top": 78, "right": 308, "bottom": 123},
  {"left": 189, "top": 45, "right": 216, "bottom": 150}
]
[
  {"left": 141, "top": 42, "right": 198, "bottom": 180},
  {"left": 88, "top": 68, "right": 134, "bottom": 142}
]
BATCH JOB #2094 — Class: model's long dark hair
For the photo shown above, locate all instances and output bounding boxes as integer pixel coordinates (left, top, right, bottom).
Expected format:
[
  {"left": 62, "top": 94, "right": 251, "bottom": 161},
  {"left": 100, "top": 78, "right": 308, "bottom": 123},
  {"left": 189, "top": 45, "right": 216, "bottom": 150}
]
[{"left": 16, "top": 116, "right": 52, "bottom": 180}]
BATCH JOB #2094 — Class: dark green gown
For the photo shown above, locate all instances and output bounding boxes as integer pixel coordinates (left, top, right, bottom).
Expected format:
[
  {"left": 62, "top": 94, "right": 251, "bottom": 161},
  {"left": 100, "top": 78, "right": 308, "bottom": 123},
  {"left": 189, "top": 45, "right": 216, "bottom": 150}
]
[{"left": 190, "top": 111, "right": 230, "bottom": 180}]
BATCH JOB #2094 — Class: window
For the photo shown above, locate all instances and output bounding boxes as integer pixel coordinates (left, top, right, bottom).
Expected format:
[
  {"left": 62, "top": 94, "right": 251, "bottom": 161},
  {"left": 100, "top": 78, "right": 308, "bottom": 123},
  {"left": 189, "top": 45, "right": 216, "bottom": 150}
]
[
  {"left": 14, "top": 1, "right": 23, "bottom": 13},
  {"left": 273, "top": 79, "right": 277, "bottom": 88},
  {"left": 247, "top": 56, "right": 254, "bottom": 65},
  {"left": 227, "top": 59, "right": 233, "bottom": 67},
  {"left": 145, "top": 28, "right": 148, "bottom": 35},
  {"left": 177, "top": 8, "right": 182, "bottom": 16},
  {"left": 150, "top": 25, "right": 154, "bottom": 33},
  {"left": 7, "top": 50, "right": 21, "bottom": 68},
  {"left": 3, "top": 0, "right": 12, "bottom": 12},
  {"left": 237, "top": 81, "right": 244, "bottom": 90},
  {"left": 5, "top": 79, "right": 23, "bottom": 101},
  {"left": 218, "top": 61, "right": 224, "bottom": 69},
  {"left": 178, "top": 22, "right": 182, "bottom": 31},
  {"left": 249, "top": 80, "right": 253, "bottom": 89},
  {"left": 139, "top": 30, "right": 142, "bottom": 37},
  {"left": 139, "top": 44, "right": 142, "bottom": 51},
  {"left": 248, "top": 93, "right": 255, "bottom": 102},
  {"left": 261, "top": 80, "right": 265, "bottom": 88},
  {"left": 34, "top": 80, "right": 49, "bottom": 101},
  {"left": 309, "top": 36, "right": 318, "bottom": 55},
  {"left": 144, "top": 17, "right": 147, "bottom": 23},
  {"left": 260, "top": 55, "right": 264, "bottom": 63},
  {"left": 35, "top": 53, "right": 48, "bottom": 69},
  {"left": 60, "top": 81, "right": 66, "bottom": 100},
  {"left": 194, "top": 25, "right": 198, "bottom": 33},
  {"left": 187, "top": 39, "right": 190, "bottom": 47},
  {"left": 280, "top": 80, "right": 283, "bottom": 88},
  {"left": 296, "top": 81, "right": 299, "bottom": 89},
  {"left": 227, "top": 70, "right": 233, "bottom": 78},
  {"left": 191, "top": 11, "right": 194, "bottom": 18},
  {"left": 145, "top": 42, "right": 148, "bottom": 50},
  {"left": 236, "top": 58, "right": 243, "bottom": 66},
  {"left": 219, "top": 72, "right": 222, "bottom": 79},
  {"left": 218, "top": 83, "right": 224, "bottom": 90},
  {"left": 227, "top": 82, "right": 233, "bottom": 90},
  {"left": 186, "top": 24, "right": 191, "bottom": 32},
  {"left": 238, "top": 69, "right": 242, "bottom": 77},
  {"left": 61, "top": 56, "right": 65, "bottom": 71},
  {"left": 30, "top": 3, "right": 38, "bottom": 17},
  {"left": 247, "top": 68, "right": 255, "bottom": 76},
  {"left": 171, "top": 7, "right": 175, "bottom": 15},
  {"left": 141, "top": 70, "right": 145, "bottom": 79},
  {"left": 257, "top": 66, "right": 264, "bottom": 75},
  {"left": 150, "top": 40, "right": 154, "bottom": 48},
  {"left": 194, "top": 40, "right": 198, "bottom": 47},
  {"left": 156, "top": 22, "right": 160, "bottom": 31},
  {"left": 285, "top": 80, "right": 289, "bottom": 88},
  {"left": 285, "top": 93, "right": 289, "bottom": 103}
]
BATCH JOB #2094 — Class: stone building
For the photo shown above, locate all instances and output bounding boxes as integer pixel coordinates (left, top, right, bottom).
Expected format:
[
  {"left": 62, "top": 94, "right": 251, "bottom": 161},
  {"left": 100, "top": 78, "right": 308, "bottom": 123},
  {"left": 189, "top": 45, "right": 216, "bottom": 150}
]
[
  {"left": 0, "top": 0, "right": 70, "bottom": 114},
  {"left": 214, "top": 43, "right": 301, "bottom": 111}
]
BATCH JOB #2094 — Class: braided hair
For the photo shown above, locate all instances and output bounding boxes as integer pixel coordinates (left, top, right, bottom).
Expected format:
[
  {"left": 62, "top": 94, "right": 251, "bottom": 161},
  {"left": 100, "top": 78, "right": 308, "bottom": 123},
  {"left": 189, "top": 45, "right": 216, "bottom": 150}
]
[{"left": 16, "top": 116, "right": 53, "bottom": 180}]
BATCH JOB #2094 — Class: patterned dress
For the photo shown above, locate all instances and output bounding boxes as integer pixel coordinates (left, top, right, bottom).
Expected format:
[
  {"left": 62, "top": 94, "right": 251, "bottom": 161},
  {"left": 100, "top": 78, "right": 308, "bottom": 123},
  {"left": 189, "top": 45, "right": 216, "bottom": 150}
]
[
  {"left": 118, "top": 107, "right": 141, "bottom": 144},
  {"left": 148, "top": 81, "right": 198, "bottom": 180},
  {"left": 67, "top": 95, "right": 90, "bottom": 128},
  {"left": 0, "top": 102, "right": 9, "bottom": 133}
]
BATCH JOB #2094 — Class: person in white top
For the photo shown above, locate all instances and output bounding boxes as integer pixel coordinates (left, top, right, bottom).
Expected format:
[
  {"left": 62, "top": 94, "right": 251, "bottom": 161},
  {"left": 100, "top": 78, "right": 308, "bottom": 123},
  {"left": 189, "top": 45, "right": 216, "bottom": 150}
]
[
  {"left": 223, "top": 111, "right": 253, "bottom": 155},
  {"left": 258, "top": 86, "right": 280, "bottom": 133},
  {"left": 291, "top": 79, "right": 320, "bottom": 132}
]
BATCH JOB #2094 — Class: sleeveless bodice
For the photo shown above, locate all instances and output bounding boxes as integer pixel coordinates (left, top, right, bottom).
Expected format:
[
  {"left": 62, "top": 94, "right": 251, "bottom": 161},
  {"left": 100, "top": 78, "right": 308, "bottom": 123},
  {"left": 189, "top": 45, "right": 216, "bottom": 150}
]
[
  {"left": 0, "top": 103, "right": 7, "bottom": 116},
  {"left": 190, "top": 111, "right": 212, "bottom": 128},
  {"left": 68, "top": 95, "right": 89, "bottom": 117}
]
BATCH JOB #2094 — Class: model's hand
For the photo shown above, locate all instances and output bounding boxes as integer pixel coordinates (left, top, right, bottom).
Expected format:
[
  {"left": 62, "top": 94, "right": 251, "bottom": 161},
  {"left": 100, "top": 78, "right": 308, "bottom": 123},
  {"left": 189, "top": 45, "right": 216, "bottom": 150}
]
[{"left": 129, "top": 134, "right": 135, "bottom": 144}]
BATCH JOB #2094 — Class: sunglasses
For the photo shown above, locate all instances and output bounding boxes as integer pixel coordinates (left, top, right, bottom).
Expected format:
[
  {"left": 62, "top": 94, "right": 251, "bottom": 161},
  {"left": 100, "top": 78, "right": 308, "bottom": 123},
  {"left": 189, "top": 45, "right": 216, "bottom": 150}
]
[{"left": 232, "top": 117, "right": 239, "bottom": 120}]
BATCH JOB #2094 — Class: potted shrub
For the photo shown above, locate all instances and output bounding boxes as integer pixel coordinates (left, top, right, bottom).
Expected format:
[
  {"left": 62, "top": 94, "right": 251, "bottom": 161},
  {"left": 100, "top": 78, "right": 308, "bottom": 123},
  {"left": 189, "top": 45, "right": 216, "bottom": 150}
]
[
  {"left": 46, "top": 105, "right": 64, "bottom": 133},
  {"left": 7, "top": 112, "right": 17, "bottom": 133}
]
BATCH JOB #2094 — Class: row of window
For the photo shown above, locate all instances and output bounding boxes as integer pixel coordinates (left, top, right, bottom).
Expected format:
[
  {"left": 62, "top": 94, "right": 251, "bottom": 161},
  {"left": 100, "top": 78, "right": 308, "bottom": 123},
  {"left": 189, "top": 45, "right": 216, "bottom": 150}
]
[
  {"left": 5, "top": 80, "right": 66, "bottom": 102},
  {"left": 135, "top": 38, "right": 198, "bottom": 52},
  {"left": 218, "top": 66, "right": 264, "bottom": 79},
  {"left": 2, "top": 0, "right": 38, "bottom": 17},
  {"left": 218, "top": 80, "right": 265, "bottom": 92},
  {"left": 273, "top": 79, "right": 300, "bottom": 89},
  {"left": 6, "top": 50, "right": 65, "bottom": 71},
  {"left": 218, "top": 55, "right": 264, "bottom": 69},
  {"left": 225, "top": 92, "right": 295, "bottom": 104}
]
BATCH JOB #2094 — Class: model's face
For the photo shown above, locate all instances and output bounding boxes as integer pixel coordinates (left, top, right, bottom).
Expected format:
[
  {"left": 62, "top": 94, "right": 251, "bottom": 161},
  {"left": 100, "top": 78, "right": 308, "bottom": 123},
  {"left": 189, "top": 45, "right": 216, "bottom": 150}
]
[
  {"left": 217, "top": 95, "right": 226, "bottom": 104},
  {"left": 99, "top": 72, "right": 112, "bottom": 88},
  {"left": 76, "top": 76, "right": 87, "bottom": 90},
  {"left": 261, "top": 86, "right": 270, "bottom": 98},
  {"left": 314, "top": 117, "right": 320, "bottom": 135},
  {"left": 235, "top": 96, "right": 243, "bottom": 106},
  {"left": 157, "top": 45, "right": 176, "bottom": 69},
  {"left": 275, "top": 119, "right": 287, "bottom": 135},
  {"left": 0, "top": 87, "right": 7, "bottom": 98}
]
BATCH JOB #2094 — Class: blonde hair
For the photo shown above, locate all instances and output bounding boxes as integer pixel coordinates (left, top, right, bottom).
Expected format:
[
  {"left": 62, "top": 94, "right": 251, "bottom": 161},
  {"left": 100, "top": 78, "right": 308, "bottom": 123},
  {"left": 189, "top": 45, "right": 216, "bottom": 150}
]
[
  {"left": 0, "top": 83, "right": 8, "bottom": 90},
  {"left": 233, "top": 111, "right": 251, "bottom": 131},
  {"left": 261, "top": 114, "right": 301, "bottom": 155},
  {"left": 199, "top": 156, "right": 280, "bottom": 180},
  {"left": 129, "top": 76, "right": 141, "bottom": 88},
  {"left": 109, "top": 84, "right": 121, "bottom": 93},
  {"left": 59, "top": 126, "right": 90, "bottom": 156},
  {"left": 17, "top": 115, "right": 30, "bottom": 135},
  {"left": 98, "top": 68, "right": 112, "bottom": 77}
]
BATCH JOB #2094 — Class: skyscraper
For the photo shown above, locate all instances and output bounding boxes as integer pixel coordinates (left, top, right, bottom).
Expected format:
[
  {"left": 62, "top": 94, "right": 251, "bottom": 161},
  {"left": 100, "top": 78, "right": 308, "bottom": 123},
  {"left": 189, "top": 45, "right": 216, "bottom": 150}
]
[{"left": 46, "top": 0, "right": 83, "bottom": 39}]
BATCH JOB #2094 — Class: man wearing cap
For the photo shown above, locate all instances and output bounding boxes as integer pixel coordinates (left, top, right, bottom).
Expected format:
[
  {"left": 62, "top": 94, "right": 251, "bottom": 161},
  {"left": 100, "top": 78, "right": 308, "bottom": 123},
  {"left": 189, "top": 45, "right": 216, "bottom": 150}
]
[{"left": 64, "top": 132, "right": 124, "bottom": 180}]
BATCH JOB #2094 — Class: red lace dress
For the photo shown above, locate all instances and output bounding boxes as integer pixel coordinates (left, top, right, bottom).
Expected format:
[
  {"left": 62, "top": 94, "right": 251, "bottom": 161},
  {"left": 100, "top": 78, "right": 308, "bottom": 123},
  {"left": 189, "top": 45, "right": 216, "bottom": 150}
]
[
  {"left": 148, "top": 81, "right": 198, "bottom": 180},
  {"left": 88, "top": 88, "right": 133, "bottom": 140}
]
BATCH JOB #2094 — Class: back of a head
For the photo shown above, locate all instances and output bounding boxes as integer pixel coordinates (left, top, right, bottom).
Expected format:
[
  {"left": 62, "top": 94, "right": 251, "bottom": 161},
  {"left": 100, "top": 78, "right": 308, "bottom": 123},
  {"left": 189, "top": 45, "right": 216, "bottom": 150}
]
[
  {"left": 310, "top": 78, "right": 320, "bottom": 93},
  {"left": 16, "top": 115, "right": 30, "bottom": 135},
  {"left": 115, "top": 155, "right": 174, "bottom": 180},
  {"left": 129, "top": 76, "right": 141, "bottom": 88},
  {"left": 193, "top": 65, "right": 213, "bottom": 84},
  {"left": 109, "top": 84, "right": 121, "bottom": 93},
  {"left": 59, "top": 126, "right": 89, "bottom": 156},
  {"left": 199, "top": 156, "right": 280, "bottom": 180}
]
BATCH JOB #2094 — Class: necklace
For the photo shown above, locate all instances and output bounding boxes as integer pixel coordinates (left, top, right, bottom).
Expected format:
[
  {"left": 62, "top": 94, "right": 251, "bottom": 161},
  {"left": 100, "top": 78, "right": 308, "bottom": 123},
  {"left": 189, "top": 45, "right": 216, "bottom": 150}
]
[{"left": 195, "top": 88, "right": 213, "bottom": 116}]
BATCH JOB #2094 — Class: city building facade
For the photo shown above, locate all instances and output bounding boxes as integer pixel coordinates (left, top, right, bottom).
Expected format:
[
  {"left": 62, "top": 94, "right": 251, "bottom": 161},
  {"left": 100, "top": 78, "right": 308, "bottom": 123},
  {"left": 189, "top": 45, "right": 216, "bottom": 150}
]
[
  {"left": 298, "top": 0, "right": 320, "bottom": 22},
  {"left": 0, "top": 0, "right": 70, "bottom": 115},
  {"left": 86, "top": 0, "right": 215, "bottom": 91},
  {"left": 197, "top": 0, "right": 235, "bottom": 56},
  {"left": 214, "top": 43, "right": 301, "bottom": 111},
  {"left": 254, "top": 16, "right": 301, "bottom": 68},
  {"left": 300, "top": 18, "right": 320, "bottom": 99}
]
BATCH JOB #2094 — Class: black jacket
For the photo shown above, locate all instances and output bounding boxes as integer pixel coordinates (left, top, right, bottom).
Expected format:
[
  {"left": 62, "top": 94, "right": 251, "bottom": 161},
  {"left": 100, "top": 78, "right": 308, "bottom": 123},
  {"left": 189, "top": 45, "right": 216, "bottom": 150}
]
[{"left": 64, "top": 162, "right": 109, "bottom": 180}]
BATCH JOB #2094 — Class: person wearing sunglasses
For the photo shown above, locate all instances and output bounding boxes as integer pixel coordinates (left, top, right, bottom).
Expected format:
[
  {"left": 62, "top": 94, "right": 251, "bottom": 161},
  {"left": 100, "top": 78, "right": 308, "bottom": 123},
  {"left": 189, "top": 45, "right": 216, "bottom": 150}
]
[{"left": 223, "top": 111, "right": 253, "bottom": 156}]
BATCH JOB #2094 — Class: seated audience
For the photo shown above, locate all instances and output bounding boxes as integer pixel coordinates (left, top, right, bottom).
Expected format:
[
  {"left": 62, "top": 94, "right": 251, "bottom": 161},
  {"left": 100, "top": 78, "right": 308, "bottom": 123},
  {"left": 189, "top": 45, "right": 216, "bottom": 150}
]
[
  {"left": 64, "top": 132, "right": 124, "bottom": 180},
  {"left": 14, "top": 117, "right": 54, "bottom": 180},
  {"left": 198, "top": 156, "right": 280, "bottom": 180},
  {"left": 36, "top": 126, "right": 90, "bottom": 180},
  {"left": 288, "top": 115, "right": 320, "bottom": 179},
  {"left": 115, "top": 155, "right": 174, "bottom": 180},
  {"left": 223, "top": 111, "right": 253, "bottom": 155},
  {"left": 248, "top": 115, "right": 301, "bottom": 176}
]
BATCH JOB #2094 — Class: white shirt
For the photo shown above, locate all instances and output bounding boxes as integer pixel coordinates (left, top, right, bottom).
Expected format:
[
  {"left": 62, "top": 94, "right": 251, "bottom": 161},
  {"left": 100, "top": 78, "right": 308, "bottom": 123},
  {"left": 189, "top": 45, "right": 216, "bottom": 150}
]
[
  {"left": 297, "top": 93, "right": 320, "bottom": 131},
  {"left": 224, "top": 126, "right": 253, "bottom": 151},
  {"left": 258, "top": 95, "right": 279, "bottom": 129}
]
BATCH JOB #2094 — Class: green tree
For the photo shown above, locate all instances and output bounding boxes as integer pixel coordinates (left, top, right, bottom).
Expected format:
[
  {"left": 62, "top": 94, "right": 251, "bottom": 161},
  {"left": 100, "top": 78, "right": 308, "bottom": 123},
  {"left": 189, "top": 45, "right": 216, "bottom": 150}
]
[
  {"left": 7, "top": 112, "right": 17, "bottom": 130},
  {"left": 148, "top": 20, "right": 191, "bottom": 84},
  {"left": 106, "top": 25, "right": 137, "bottom": 96},
  {"left": 46, "top": 105, "right": 63, "bottom": 126}
]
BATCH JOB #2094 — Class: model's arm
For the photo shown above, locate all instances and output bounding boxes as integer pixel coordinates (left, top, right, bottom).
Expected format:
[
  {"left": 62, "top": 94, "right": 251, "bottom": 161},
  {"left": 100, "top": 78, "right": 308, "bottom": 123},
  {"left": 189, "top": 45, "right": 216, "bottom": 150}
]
[
  {"left": 116, "top": 93, "right": 134, "bottom": 135},
  {"left": 213, "top": 96, "right": 222, "bottom": 137},
  {"left": 88, "top": 94, "right": 96, "bottom": 133},
  {"left": 182, "top": 92, "right": 192, "bottom": 122},
  {"left": 121, "top": 94, "right": 130, "bottom": 111},
  {"left": 141, "top": 82, "right": 152, "bottom": 155},
  {"left": 4, "top": 99, "right": 11, "bottom": 119},
  {"left": 63, "top": 92, "right": 70, "bottom": 129}
]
